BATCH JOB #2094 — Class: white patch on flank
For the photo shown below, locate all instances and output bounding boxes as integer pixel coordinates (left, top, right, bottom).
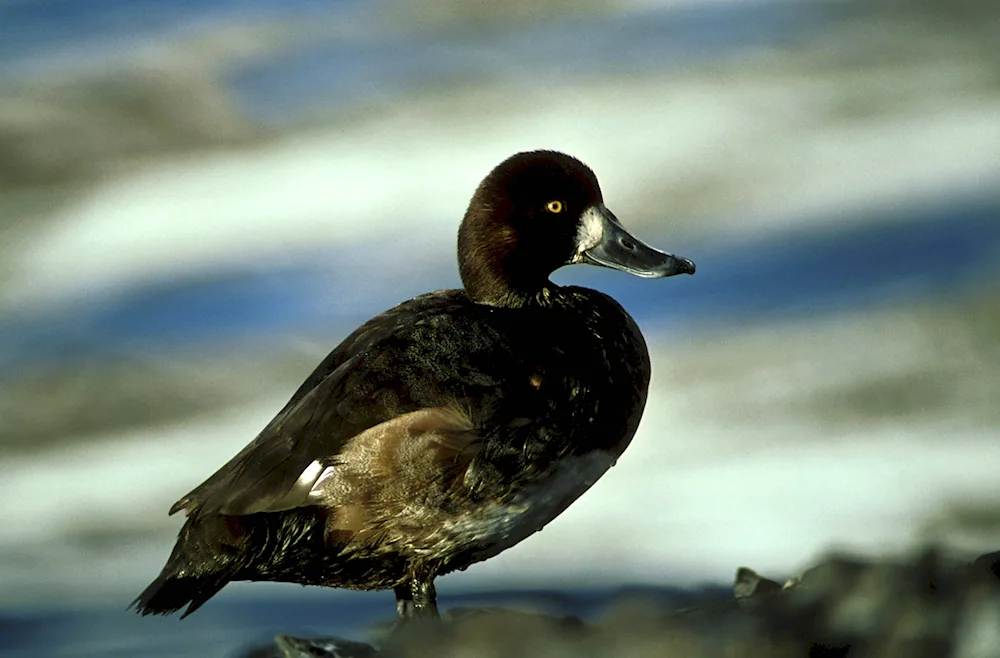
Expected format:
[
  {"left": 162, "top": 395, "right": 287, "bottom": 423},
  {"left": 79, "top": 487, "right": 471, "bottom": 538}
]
[
  {"left": 297, "top": 459, "right": 324, "bottom": 488},
  {"left": 258, "top": 459, "right": 325, "bottom": 512},
  {"left": 574, "top": 205, "right": 606, "bottom": 255},
  {"left": 308, "top": 464, "right": 339, "bottom": 503}
]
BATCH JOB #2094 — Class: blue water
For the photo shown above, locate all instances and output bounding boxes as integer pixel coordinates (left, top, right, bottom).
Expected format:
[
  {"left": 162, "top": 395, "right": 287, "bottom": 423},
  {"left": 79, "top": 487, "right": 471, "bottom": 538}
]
[
  {"left": 2, "top": 197, "right": 998, "bottom": 378},
  {"left": 228, "top": 1, "right": 834, "bottom": 124},
  {"left": 0, "top": 586, "right": 722, "bottom": 658},
  {"left": 0, "top": 0, "right": 344, "bottom": 66},
  {"left": 2, "top": 3, "right": 997, "bottom": 656},
  {"left": 0, "top": 0, "right": 835, "bottom": 124}
]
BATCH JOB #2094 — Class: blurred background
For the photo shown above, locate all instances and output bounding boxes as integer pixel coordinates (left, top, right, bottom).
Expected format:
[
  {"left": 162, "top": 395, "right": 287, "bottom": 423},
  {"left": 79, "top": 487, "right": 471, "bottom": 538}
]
[{"left": 1, "top": 0, "right": 998, "bottom": 655}]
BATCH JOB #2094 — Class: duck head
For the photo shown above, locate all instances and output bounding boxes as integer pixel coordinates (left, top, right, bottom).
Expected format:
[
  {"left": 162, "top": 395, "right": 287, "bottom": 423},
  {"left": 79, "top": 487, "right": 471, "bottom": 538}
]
[{"left": 458, "top": 150, "right": 695, "bottom": 306}]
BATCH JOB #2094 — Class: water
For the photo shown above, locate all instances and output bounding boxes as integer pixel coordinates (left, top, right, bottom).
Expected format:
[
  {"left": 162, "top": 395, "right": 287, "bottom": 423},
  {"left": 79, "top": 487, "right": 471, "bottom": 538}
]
[
  {"left": 2, "top": 196, "right": 999, "bottom": 375},
  {"left": 1, "top": 586, "right": 716, "bottom": 658},
  {"left": 2, "top": 0, "right": 999, "bottom": 655}
]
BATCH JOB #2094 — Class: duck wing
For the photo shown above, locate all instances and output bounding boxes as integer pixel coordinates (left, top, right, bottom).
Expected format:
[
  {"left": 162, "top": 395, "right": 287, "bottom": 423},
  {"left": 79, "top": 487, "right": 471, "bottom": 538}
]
[{"left": 170, "top": 290, "right": 509, "bottom": 518}]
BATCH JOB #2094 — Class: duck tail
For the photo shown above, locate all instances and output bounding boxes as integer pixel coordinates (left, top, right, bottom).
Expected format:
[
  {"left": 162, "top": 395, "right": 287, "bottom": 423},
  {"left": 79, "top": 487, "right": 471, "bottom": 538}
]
[
  {"left": 131, "top": 513, "right": 240, "bottom": 618},
  {"left": 131, "top": 572, "right": 227, "bottom": 618}
]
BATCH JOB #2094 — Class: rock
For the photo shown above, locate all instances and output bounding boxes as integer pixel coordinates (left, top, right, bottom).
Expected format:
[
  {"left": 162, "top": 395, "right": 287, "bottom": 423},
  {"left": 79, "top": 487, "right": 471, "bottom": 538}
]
[
  {"left": 239, "top": 548, "right": 1000, "bottom": 658},
  {"left": 973, "top": 551, "right": 1000, "bottom": 582},
  {"left": 276, "top": 634, "right": 379, "bottom": 658},
  {"left": 239, "top": 635, "right": 380, "bottom": 658},
  {"left": 734, "top": 566, "right": 783, "bottom": 603}
]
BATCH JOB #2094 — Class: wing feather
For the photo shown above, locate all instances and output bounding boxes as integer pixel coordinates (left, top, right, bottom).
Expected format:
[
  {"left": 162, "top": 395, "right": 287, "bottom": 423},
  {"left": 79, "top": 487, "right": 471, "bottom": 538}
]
[{"left": 170, "top": 291, "right": 509, "bottom": 518}]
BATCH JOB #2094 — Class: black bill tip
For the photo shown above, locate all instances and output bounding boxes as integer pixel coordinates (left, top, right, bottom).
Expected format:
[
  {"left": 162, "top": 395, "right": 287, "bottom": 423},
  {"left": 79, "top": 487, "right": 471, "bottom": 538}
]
[
  {"left": 675, "top": 256, "right": 696, "bottom": 276},
  {"left": 576, "top": 205, "right": 696, "bottom": 279}
]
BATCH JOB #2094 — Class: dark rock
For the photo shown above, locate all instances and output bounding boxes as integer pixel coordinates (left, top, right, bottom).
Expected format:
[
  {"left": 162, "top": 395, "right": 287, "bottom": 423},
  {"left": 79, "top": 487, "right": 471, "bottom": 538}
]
[
  {"left": 238, "top": 635, "right": 380, "bottom": 658},
  {"left": 973, "top": 550, "right": 1000, "bottom": 583},
  {"left": 239, "top": 548, "right": 1000, "bottom": 658},
  {"left": 734, "top": 566, "right": 783, "bottom": 602},
  {"left": 276, "top": 634, "right": 379, "bottom": 658}
]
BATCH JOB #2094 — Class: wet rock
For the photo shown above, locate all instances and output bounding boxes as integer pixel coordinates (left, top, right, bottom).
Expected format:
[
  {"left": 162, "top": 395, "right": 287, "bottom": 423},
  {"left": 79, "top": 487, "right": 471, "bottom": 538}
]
[
  {"left": 240, "top": 635, "right": 380, "bottom": 658},
  {"left": 276, "top": 634, "right": 379, "bottom": 658},
  {"left": 734, "top": 566, "right": 783, "bottom": 603},
  {"left": 973, "top": 551, "right": 1000, "bottom": 581},
  {"left": 240, "top": 549, "right": 1000, "bottom": 658}
]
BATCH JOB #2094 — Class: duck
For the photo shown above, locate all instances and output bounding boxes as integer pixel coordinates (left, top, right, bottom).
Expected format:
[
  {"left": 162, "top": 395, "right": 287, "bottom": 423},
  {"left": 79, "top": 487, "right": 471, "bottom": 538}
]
[{"left": 133, "top": 150, "right": 695, "bottom": 624}]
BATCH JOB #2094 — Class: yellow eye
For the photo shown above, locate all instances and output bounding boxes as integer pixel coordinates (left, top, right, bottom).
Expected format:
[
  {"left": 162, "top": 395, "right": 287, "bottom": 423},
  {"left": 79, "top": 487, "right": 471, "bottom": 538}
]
[{"left": 545, "top": 200, "right": 564, "bottom": 214}]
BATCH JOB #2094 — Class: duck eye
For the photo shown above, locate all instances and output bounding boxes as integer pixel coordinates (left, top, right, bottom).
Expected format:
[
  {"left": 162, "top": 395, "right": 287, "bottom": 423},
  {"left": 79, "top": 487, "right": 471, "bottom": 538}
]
[{"left": 545, "top": 200, "right": 564, "bottom": 214}]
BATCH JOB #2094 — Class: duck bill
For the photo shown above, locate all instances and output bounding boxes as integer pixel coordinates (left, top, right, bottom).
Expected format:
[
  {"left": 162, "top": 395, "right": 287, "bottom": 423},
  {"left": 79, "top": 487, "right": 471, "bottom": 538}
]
[{"left": 575, "top": 205, "right": 695, "bottom": 278}]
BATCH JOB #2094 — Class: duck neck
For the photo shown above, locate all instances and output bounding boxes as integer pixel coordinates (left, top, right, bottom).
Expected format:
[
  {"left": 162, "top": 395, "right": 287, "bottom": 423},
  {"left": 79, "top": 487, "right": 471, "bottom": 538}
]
[
  {"left": 457, "top": 220, "right": 553, "bottom": 308},
  {"left": 459, "top": 258, "right": 554, "bottom": 308}
]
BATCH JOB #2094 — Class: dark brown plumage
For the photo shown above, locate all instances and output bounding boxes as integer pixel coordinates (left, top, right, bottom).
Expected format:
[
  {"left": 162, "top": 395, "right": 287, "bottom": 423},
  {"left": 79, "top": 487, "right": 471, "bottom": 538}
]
[{"left": 133, "top": 150, "right": 694, "bottom": 622}]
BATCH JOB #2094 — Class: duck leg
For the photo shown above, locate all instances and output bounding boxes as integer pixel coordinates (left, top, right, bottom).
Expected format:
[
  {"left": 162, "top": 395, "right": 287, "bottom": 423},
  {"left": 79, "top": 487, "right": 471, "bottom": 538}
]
[
  {"left": 393, "top": 577, "right": 439, "bottom": 624},
  {"left": 393, "top": 584, "right": 414, "bottom": 619},
  {"left": 411, "top": 578, "right": 439, "bottom": 619}
]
